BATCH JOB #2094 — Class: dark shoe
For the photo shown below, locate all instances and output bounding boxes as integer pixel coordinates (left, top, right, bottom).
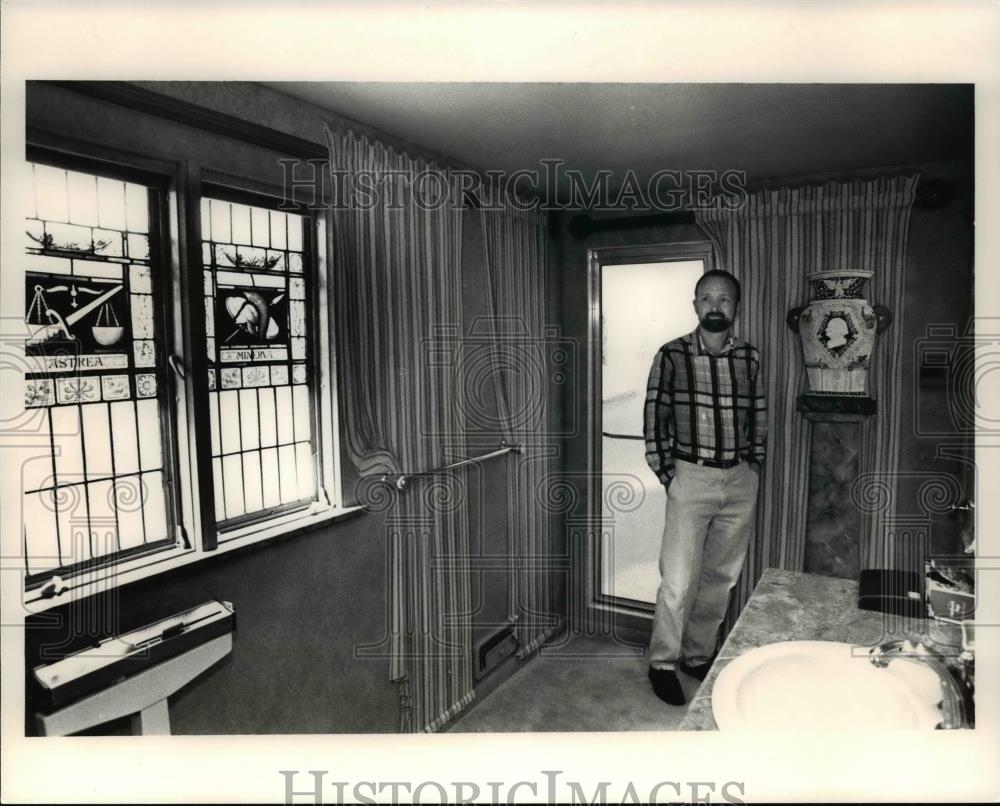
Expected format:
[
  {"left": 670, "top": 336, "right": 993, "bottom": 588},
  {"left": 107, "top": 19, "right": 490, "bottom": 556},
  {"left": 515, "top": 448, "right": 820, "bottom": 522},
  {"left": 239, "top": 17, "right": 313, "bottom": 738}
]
[
  {"left": 679, "top": 659, "right": 714, "bottom": 682},
  {"left": 648, "top": 666, "right": 686, "bottom": 706}
]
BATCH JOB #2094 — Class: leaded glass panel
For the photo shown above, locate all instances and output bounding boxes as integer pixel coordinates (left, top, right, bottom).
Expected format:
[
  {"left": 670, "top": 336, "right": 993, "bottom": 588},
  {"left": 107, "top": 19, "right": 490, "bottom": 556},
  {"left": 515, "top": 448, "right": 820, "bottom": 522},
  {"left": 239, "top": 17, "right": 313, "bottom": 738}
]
[
  {"left": 23, "top": 163, "right": 172, "bottom": 581},
  {"left": 200, "top": 197, "right": 317, "bottom": 531}
]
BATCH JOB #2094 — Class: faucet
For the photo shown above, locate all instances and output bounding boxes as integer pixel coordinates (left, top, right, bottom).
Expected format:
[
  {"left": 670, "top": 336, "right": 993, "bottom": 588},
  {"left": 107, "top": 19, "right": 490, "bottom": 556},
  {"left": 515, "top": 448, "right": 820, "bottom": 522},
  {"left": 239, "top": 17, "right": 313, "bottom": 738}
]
[{"left": 868, "top": 637, "right": 974, "bottom": 729}]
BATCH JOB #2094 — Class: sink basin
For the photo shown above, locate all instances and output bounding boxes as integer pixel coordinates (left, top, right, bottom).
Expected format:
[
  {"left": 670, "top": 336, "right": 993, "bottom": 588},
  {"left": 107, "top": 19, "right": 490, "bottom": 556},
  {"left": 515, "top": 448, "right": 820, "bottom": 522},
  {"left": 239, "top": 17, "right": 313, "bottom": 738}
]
[{"left": 711, "top": 640, "right": 946, "bottom": 730}]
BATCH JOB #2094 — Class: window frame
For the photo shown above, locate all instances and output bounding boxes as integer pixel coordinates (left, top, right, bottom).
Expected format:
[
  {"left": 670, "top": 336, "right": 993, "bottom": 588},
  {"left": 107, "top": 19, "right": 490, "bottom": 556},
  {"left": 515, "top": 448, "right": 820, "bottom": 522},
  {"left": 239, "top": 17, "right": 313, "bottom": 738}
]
[
  {"left": 20, "top": 143, "right": 354, "bottom": 612},
  {"left": 197, "top": 174, "right": 343, "bottom": 545},
  {"left": 584, "top": 241, "right": 716, "bottom": 633}
]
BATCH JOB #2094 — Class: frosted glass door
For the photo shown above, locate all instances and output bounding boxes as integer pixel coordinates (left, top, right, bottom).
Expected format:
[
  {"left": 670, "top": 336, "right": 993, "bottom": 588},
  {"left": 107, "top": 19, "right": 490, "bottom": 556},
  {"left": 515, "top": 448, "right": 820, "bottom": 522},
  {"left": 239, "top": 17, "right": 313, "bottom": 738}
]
[{"left": 600, "top": 260, "right": 703, "bottom": 603}]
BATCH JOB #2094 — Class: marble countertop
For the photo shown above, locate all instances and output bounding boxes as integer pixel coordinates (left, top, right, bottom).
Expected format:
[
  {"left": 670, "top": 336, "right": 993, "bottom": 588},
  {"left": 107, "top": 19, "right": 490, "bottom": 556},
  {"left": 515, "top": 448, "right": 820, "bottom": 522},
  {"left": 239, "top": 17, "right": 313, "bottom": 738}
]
[{"left": 679, "top": 567, "right": 929, "bottom": 730}]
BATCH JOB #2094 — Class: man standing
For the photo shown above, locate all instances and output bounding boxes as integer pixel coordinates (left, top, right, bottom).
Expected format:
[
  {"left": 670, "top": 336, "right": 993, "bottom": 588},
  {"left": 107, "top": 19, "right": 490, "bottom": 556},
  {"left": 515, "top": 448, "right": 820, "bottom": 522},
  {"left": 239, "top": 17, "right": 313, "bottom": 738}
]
[{"left": 643, "top": 269, "right": 766, "bottom": 706}]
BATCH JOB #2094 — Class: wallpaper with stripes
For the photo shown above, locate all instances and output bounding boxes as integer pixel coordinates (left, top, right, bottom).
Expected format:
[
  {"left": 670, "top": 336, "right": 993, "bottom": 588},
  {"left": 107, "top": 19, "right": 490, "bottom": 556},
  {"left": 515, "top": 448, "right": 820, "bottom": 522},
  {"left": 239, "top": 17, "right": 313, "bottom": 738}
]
[
  {"left": 479, "top": 203, "right": 559, "bottom": 658},
  {"left": 324, "top": 126, "right": 474, "bottom": 732},
  {"left": 696, "top": 175, "right": 919, "bottom": 634}
]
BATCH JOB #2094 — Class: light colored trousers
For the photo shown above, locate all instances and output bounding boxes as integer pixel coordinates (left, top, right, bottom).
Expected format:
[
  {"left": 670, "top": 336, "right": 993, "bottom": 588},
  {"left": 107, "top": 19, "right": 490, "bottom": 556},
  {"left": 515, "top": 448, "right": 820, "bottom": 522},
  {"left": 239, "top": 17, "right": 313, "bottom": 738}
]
[{"left": 649, "top": 458, "right": 760, "bottom": 669}]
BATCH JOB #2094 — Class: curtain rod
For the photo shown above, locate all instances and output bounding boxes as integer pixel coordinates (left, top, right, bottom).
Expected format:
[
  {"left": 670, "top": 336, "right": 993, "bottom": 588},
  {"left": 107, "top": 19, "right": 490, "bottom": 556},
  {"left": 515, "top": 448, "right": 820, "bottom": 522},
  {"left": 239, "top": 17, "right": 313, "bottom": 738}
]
[{"left": 379, "top": 441, "right": 522, "bottom": 491}]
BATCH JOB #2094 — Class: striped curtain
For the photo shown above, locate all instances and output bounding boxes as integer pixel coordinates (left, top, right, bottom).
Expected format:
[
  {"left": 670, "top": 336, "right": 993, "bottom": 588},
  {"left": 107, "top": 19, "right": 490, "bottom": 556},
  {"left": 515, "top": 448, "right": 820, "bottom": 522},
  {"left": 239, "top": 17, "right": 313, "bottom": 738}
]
[
  {"left": 324, "top": 126, "right": 474, "bottom": 732},
  {"left": 696, "top": 175, "right": 919, "bottom": 631},
  {"left": 479, "top": 202, "right": 558, "bottom": 657}
]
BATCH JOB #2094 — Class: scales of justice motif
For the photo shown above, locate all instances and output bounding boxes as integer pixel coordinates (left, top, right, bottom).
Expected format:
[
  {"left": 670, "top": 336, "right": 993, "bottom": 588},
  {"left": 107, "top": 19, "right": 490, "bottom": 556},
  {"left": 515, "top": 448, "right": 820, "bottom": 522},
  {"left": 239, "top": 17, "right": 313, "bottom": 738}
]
[
  {"left": 26, "top": 280, "right": 124, "bottom": 346},
  {"left": 788, "top": 269, "right": 892, "bottom": 397},
  {"left": 25, "top": 274, "right": 132, "bottom": 371}
]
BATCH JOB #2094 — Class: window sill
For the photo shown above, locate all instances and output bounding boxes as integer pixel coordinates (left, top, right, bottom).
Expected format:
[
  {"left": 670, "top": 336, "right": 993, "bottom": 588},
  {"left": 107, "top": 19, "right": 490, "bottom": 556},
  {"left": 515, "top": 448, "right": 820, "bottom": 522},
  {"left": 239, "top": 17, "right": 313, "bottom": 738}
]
[{"left": 22, "top": 505, "right": 366, "bottom": 613}]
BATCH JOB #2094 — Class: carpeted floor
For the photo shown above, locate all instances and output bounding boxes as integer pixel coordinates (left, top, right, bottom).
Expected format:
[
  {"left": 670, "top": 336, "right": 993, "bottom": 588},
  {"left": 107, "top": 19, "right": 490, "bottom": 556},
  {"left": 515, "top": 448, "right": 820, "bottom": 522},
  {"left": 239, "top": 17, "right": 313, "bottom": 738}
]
[{"left": 448, "top": 634, "right": 703, "bottom": 732}]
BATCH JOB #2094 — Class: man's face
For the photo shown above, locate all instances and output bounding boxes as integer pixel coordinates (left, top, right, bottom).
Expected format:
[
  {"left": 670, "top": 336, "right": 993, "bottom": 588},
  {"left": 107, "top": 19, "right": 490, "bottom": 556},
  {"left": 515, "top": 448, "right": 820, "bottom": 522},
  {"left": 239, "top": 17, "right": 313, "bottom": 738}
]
[{"left": 693, "top": 276, "right": 739, "bottom": 333}]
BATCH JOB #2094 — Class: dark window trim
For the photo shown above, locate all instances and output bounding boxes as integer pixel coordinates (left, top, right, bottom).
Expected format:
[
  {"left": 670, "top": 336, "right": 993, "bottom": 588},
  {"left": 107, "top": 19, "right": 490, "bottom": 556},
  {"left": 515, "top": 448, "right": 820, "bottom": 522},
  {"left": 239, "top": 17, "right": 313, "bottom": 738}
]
[
  {"left": 42, "top": 81, "right": 328, "bottom": 161},
  {"left": 217, "top": 500, "right": 314, "bottom": 537},
  {"left": 201, "top": 172, "right": 297, "bottom": 211},
  {"left": 21, "top": 122, "right": 349, "bottom": 603},
  {"left": 24, "top": 539, "right": 176, "bottom": 591},
  {"left": 23, "top": 146, "right": 186, "bottom": 583},
  {"left": 40, "top": 80, "right": 480, "bottom": 179},
  {"left": 26, "top": 130, "right": 182, "bottom": 183},
  {"left": 586, "top": 242, "right": 716, "bottom": 621},
  {"left": 199, "top": 180, "right": 327, "bottom": 521}
]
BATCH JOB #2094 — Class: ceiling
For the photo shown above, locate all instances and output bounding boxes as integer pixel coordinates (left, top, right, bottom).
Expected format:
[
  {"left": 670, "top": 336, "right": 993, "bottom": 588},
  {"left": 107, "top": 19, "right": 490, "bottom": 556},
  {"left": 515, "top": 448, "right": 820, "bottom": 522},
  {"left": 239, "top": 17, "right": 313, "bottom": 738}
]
[{"left": 264, "top": 82, "right": 973, "bottom": 202}]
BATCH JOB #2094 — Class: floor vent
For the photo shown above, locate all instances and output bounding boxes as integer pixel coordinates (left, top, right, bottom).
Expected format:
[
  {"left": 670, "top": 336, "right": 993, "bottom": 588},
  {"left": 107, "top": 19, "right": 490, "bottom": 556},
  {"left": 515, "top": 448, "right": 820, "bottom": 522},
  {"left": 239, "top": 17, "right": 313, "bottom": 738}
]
[{"left": 475, "top": 624, "right": 519, "bottom": 680}]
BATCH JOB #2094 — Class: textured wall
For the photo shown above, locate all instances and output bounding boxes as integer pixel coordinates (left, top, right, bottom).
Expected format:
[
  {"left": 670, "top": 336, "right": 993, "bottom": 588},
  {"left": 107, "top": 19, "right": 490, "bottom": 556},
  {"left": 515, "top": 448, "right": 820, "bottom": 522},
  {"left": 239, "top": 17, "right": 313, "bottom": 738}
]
[{"left": 894, "top": 163, "right": 975, "bottom": 557}]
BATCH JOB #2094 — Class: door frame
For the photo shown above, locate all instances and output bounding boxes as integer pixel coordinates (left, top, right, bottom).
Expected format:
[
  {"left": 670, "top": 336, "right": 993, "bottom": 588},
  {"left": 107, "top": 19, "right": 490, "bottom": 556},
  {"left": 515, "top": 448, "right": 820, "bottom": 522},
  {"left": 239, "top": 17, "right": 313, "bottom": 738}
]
[{"left": 584, "top": 241, "right": 715, "bottom": 633}]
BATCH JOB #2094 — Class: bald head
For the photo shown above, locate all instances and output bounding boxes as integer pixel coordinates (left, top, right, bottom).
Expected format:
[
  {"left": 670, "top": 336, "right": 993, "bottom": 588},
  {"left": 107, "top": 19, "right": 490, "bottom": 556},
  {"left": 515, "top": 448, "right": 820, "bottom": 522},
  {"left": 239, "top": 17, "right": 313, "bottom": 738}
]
[
  {"left": 693, "top": 271, "right": 740, "bottom": 334},
  {"left": 694, "top": 270, "right": 741, "bottom": 303}
]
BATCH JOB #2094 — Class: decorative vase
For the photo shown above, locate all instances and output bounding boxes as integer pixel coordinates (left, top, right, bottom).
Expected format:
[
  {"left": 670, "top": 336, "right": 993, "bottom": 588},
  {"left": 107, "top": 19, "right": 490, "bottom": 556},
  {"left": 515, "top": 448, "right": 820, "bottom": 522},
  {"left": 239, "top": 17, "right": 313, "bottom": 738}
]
[{"left": 796, "top": 270, "right": 879, "bottom": 396}]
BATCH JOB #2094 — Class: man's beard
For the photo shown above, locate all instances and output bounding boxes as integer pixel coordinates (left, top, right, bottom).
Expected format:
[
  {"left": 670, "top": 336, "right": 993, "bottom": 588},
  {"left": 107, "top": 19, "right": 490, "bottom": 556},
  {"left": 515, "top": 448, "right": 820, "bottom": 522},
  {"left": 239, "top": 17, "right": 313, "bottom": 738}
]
[{"left": 700, "top": 312, "right": 731, "bottom": 333}]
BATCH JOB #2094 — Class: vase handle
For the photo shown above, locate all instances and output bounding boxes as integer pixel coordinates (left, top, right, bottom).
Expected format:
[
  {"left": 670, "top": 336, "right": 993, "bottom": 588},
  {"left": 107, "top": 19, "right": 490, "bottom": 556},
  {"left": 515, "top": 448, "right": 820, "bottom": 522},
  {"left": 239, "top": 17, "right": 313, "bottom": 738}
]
[
  {"left": 786, "top": 305, "right": 806, "bottom": 333},
  {"left": 873, "top": 304, "right": 893, "bottom": 334}
]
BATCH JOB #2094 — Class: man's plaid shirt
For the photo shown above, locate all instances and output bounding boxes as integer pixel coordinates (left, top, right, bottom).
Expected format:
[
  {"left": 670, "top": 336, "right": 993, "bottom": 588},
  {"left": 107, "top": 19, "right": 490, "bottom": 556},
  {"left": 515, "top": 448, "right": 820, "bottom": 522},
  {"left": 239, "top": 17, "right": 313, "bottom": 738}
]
[{"left": 644, "top": 329, "right": 767, "bottom": 486}]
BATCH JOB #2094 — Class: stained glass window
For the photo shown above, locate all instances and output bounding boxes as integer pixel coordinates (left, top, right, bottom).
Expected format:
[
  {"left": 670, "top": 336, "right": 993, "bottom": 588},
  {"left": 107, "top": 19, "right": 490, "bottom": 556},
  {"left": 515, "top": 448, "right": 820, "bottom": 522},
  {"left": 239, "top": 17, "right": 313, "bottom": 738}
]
[
  {"left": 23, "top": 162, "right": 172, "bottom": 582},
  {"left": 20, "top": 156, "right": 338, "bottom": 602},
  {"left": 200, "top": 196, "right": 318, "bottom": 532}
]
